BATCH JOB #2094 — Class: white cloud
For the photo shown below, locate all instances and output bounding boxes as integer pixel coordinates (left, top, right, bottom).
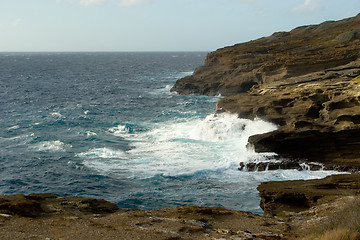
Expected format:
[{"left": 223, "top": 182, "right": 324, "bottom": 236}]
[
  {"left": 79, "top": 0, "right": 106, "bottom": 6},
  {"left": 58, "top": 0, "right": 106, "bottom": 6},
  {"left": 117, "top": 0, "right": 150, "bottom": 7},
  {"left": 12, "top": 18, "right": 22, "bottom": 27},
  {"left": 293, "top": 0, "right": 322, "bottom": 13}
]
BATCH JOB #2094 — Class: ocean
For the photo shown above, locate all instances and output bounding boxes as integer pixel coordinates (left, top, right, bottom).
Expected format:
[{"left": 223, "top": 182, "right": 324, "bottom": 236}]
[{"left": 0, "top": 52, "right": 338, "bottom": 214}]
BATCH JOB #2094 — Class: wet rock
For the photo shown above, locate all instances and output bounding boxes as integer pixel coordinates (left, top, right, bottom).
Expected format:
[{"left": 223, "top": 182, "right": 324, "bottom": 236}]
[
  {"left": 239, "top": 159, "right": 305, "bottom": 171},
  {"left": 248, "top": 129, "right": 360, "bottom": 172}
]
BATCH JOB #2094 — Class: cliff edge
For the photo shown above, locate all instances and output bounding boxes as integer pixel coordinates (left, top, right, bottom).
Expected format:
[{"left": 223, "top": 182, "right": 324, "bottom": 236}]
[{"left": 172, "top": 13, "right": 360, "bottom": 171}]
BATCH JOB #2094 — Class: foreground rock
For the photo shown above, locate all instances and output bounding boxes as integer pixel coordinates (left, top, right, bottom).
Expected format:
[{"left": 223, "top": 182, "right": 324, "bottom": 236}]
[
  {"left": 172, "top": 13, "right": 360, "bottom": 170},
  {"left": 0, "top": 193, "right": 290, "bottom": 240},
  {"left": 258, "top": 173, "right": 360, "bottom": 217},
  {"left": 0, "top": 193, "right": 119, "bottom": 218},
  {"left": 2, "top": 190, "right": 360, "bottom": 240},
  {"left": 1, "top": 188, "right": 360, "bottom": 239}
]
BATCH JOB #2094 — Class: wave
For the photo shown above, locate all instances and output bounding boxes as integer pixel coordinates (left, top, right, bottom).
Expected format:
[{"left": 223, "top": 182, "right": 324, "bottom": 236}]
[
  {"left": 50, "top": 112, "right": 63, "bottom": 118},
  {"left": 7, "top": 125, "right": 20, "bottom": 130},
  {"left": 102, "top": 113, "right": 277, "bottom": 177},
  {"left": 32, "top": 140, "right": 71, "bottom": 152},
  {"left": 108, "top": 124, "right": 133, "bottom": 136},
  {"left": 76, "top": 147, "right": 128, "bottom": 159}
]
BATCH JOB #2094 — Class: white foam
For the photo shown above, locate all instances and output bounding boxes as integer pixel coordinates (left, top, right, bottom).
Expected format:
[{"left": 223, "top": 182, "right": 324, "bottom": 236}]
[
  {"left": 85, "top": 131, "right": 97, "bottom": 137},
  {"left": 7, "top": 125, "right": 20, "bottom": 130},
  {"left": 115, "top": 113, "right": 278, "bottom": 177},
  {"left": 108, "top": 125, "right": 131, "bottom": 136},
  {"left": 51, "top": 112, "right": 63, "bottom": 118},
  {"left": 81, "top": 113, "right": 340, "bottom": 184},
  {"left": 33, "top": 140, "right": 71, "bottom": 152},
  {"left": 77, "top": 147, "right": 127, "bottom": 159}
]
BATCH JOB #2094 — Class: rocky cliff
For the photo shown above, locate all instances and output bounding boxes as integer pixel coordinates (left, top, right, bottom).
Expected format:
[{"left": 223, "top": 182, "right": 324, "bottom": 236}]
[{"left": 172, "top": 13, "right": 360, "bottom": 171}]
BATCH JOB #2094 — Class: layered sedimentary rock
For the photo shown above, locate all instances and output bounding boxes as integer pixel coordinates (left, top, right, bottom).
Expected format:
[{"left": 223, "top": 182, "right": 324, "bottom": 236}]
[
  {"left": 258, "top": 173, "right": 360, "bottom": 216},
  {"left": 0, "top": 193, "right": 292, "bottom": 239},
  {"left": 4, "top": 192, "right": 360, "bottom": 239},
  {"left": 172, "top": 13, "right": 360, "bottom": 170},
  {"left": 0, "top": 193, "right": 119, "bottom": 218}
]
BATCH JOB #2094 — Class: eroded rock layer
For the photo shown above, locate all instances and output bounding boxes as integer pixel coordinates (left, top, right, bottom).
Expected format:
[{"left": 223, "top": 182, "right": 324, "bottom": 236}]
[
  {"left": 257, "top": 173, "right": 360, "bottom": 216},
  {"left": 172, "top": 13, "right": 360, "bottom": 169}
]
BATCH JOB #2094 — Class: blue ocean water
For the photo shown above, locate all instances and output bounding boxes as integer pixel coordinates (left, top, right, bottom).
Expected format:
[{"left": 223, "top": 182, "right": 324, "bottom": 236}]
[{"left": 0, "top": 52, "right": 338, "bottom": 214}]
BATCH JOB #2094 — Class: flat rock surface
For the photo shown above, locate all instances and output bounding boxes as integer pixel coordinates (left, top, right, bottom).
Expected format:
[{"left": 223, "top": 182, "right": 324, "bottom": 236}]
[
  {"left": 1, "top": 191, "right": 360, "bottom": 239},
  {"left": 0, "top": 194, "right": 289, "bottom": 240}
]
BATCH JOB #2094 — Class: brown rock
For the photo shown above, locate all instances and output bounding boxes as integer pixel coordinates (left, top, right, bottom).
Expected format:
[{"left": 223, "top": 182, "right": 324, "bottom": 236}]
[
  {"left": 257, "top": 173, "right": 360, "bottom": 217},
  {"left": 0, "top": 193, "right": 118, "bottom": 218},
  {"left": 171, "top": 14, "right": 360, "bottom": 97},
  {"left": 172, "top": 13, "right": 360, "bottom": 170},
  {"left": 248, "top": 128, "right": 360, "bottom": 172},
  {"left": 0, "top": 194, "right": 43, "bottom": 218}
]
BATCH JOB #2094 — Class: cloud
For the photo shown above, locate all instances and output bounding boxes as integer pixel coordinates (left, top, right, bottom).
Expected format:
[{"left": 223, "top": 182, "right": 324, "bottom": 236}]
[
  {"left": 79, "top": 0, "right": 106, "bottom": 6},
  {"left": 293, "top": 0, "right": 322, "bottom": 13},
  {"left": 57, "top": 0, "right": 107, "bottom": 6},
  {"left": 117, "top": 0, "right": 151, "bottom": 7},
  {"left": 12, "top": 18, "right": 22, "bottom": 27}
]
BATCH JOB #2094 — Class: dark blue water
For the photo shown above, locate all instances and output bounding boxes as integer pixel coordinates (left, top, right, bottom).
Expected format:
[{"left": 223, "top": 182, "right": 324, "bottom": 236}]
[{"left": 0, "top": 52, "right": 337, "bottom": 214}]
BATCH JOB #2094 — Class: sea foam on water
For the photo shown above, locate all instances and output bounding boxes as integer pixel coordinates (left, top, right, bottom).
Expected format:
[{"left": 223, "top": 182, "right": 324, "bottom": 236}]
[{"left": 80, "top": 113, "right": 278, "bottom": 177}]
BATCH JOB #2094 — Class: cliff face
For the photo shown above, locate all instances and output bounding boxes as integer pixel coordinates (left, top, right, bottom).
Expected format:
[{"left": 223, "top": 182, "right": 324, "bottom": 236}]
[
  {"left": 172, "top": 14, "right": 360, "bottom": 170},
  {"left": 172, "top": 14, "right": 360, "bottom": 97}
]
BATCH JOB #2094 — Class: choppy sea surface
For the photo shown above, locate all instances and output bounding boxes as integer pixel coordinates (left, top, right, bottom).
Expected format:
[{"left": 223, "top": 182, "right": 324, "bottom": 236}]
[{"left": 0, "top": 52, "right": 338, "bottom": 214}]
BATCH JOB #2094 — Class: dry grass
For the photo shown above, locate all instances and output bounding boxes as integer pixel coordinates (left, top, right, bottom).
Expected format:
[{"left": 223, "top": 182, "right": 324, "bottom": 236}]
[
  {"left": 351, "top": 75, "right": 360, "bottom": 84},
  {"left": 302, "top": 197, "right": 360, "bottom": 240},
  {"left": 302, "top": 228, "right": 359, "bottom": 240}
]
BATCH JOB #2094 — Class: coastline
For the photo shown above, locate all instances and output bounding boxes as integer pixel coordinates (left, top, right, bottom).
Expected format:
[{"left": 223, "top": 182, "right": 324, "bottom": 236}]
[
  {"left": 1, "top": 174, "right": 360, "bottom": 240},
  {"left": 2, "top": 13, "right": 360, "bottom": 240}
]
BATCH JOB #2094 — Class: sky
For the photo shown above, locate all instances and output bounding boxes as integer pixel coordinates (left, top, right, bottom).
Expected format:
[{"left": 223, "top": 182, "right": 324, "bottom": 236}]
[{"left": 1, "top": 0, "right": 359, "bottom": 52}]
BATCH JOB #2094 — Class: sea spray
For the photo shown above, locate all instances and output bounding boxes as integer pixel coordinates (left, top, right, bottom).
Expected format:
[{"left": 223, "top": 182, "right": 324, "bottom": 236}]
[{"left": 83, "top": 113, "right": 278, "bottom": 177}]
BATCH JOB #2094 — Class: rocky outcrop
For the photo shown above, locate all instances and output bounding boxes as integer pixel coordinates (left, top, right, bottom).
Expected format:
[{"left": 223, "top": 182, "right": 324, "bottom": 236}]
[
  {"left": 0, "top": 193, "right": 292, "bottom": 239},
  {"left": 239, "top": 158, "right": 325, "bottom": 172},
  {"left": 171, "top": 14, "right": 360, "bottom": 97},
  {"left": 172, "top": 13, "right": 360, "bottom": 170},
  {"left": 1, "top": 191, "right": 360, "bottom": 239},
  {"left": 257, "top": 173, "right": 360, "bottom": 217},
  {"left": 0, "top": 193, "right": 119, "bottom": 218}
]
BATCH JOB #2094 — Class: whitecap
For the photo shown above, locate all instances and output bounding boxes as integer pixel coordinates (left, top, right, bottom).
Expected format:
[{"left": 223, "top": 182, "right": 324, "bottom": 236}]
[
  {"left": 7, "top": 125, "right": 20, "bottom": 130},
  {"left": 108, "top": 125, "right": 132, "bottom": 136},
  {"left": 33, "top": 140, "right": 71, "bottom": 152},
  {"left": 51, "top": 112, "right": 63, "bottom": 118},
  {"left": 85, "top": 131, "right": 97, "bottom": 137},
  {"left": 76, "top": 147, "right": 127, "bottom": 159}
]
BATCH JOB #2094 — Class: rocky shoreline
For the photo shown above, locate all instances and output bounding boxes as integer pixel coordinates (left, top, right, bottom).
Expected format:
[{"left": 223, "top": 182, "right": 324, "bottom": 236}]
[
  {"left": 172, "top": 13, "right": 360, "bottom": 173},
  {"left": 1, "top": 186, "right": 360, "bottom": 239},
  {"left": 2, "top": 14, "right": 360, "bottom": 239},
  {"left": 171, "top": 12, "right": 360, "bottom": 239},
  {"left": 173, "top": 14, "right": 360, "bottom": 171}
]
